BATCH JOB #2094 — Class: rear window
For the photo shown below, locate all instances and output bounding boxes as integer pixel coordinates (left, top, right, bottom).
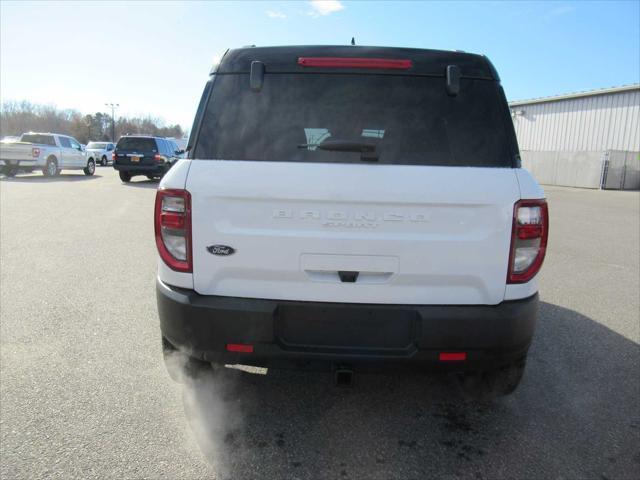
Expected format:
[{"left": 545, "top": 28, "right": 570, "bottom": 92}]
[
  {"left": 116, "top": 137, "right": 157, "bottom": 152},
  {"left": 87, "top": 142, "right": 107, "bottom": 149},
  {"left": 21, "top": 134, "right": 56, "bottom": 146},
  {"left": 194, "top": 74, "right": 517, "bottom": 167}
]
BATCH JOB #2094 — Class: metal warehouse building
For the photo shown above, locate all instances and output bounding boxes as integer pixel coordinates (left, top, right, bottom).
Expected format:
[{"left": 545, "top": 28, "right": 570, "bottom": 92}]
[{"left": 509, "top": 84, "right": 639, "bottom": 189}]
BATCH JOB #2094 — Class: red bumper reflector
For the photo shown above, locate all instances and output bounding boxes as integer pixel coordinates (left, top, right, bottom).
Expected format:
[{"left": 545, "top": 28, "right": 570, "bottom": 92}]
[
  {"left": 297, "top": 57, "right": 412, "bottom": 70},
  {"left": 439, "top": 352, "right": 467, "bottom": 361},
  {"left": 226, "top": 343, "right": 254, "bottom": 353}
]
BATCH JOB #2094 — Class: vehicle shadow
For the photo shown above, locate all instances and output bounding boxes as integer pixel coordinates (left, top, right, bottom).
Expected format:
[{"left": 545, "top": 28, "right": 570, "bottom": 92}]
[
  {"left": 179, "top": 302, "right": 640, "bottom": 480},
  {"left": 0, "top": 173, "right": 102, "bottom": 182},
  {"left": 120, "top": 179, "right": 160, "bottom": 188}
]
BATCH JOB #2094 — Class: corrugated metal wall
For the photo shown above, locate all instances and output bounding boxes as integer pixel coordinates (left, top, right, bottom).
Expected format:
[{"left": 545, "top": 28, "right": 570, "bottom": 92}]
[{"left": 511, "top": 88, "right": 640, "bottom": 151}]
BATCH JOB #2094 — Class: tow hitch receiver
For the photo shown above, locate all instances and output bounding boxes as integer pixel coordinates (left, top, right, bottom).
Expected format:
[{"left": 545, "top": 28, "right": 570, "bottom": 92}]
[{"left": 334, "top": 367, "right": 354, "bottom": 387}]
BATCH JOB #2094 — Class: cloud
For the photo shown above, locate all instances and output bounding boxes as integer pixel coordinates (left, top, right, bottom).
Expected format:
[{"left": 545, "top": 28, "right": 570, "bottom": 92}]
[
  {"left": 308, "top": 0, "right": 345, "bottom": 17},
  {"left": 265, "top": 10, "right": 286, "bottom": 19}
]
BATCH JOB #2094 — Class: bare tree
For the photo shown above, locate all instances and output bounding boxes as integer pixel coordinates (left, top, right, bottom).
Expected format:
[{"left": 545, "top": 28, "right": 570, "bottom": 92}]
[{"left": 1, "top": 101, "right": 184, "bottom": 144}]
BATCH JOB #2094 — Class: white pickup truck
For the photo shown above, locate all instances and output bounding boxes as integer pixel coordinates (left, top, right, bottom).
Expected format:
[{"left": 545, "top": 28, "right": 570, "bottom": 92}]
[
  {"left": 156, "top": 46, "right": 549, "bottom": 398},
  {"left": 0, "top": 132, "right": 96, "bottom": 177}
]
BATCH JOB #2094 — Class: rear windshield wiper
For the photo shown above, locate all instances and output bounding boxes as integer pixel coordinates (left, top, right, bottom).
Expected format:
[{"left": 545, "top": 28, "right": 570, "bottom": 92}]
[{"left": 297, "top": 140, "right": 378, "bottom": 161}]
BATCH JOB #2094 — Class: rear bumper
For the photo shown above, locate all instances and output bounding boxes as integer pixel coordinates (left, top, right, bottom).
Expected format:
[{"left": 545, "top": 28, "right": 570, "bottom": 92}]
[
  {"left": 0, "top": 159, "right": 41, "bottom": 167},
  {"left": 113, "top": 163, "right": 169, "bottom": 175},
  {"left": 157, "top": 278, "right": 538, "bottom": 372}
]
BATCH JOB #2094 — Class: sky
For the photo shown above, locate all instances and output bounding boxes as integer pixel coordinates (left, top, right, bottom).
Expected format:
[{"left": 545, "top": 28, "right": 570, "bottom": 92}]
[{"left": 1, "top": 0, "right": 639, "bottom": 130}]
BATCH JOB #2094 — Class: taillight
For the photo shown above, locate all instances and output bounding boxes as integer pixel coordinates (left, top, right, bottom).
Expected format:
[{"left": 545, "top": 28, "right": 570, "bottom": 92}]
[
  {"left": 297, "top": 57, "right": 412, "bottom": 70},
  {"left": 31, "top": 147, "right": 40, "bottom": 158},
  {"left": 112, "top": 152, "right": 117, "bottom": 162},
  {"left": 154, "top": 189, "right": 192, "bottom": 272},
  {"left": 507, "top": 199, "right": 549, "bottom": 283},
  {"left": 154, "top": 154, "right": 162, "bottom": 162}
]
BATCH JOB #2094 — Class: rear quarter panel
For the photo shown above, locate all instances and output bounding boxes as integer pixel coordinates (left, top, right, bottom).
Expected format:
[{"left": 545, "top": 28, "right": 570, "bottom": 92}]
[{"left": 515, "top": 168, "right": 545, "bottom": 199}]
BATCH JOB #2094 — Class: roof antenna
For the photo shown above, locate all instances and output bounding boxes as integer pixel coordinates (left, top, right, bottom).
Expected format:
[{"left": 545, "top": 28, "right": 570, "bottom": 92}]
[{"left": 351, "top": 37, "right": 356, "bottom": 46}]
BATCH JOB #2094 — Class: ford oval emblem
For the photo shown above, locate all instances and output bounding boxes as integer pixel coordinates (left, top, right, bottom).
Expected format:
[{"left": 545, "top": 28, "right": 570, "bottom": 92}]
[{"left": 207, "top": 245, "right": 235, "bottom": 256}]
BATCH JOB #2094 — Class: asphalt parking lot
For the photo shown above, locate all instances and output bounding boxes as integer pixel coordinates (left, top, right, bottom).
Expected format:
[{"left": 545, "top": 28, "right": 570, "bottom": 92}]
[{"left": 1, "top": 167, "right": 639, "bottom": 480}]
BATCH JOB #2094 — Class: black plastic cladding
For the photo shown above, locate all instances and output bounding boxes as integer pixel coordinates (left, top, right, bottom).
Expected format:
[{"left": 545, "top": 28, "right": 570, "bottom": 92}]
[{"left": 210, "top": 45, "right": 498, "bottom": 79}]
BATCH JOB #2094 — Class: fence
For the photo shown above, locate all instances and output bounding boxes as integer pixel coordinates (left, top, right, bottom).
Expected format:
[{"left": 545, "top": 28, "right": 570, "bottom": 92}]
[
  {"left": 520, "top": 150, "right": 640, "bottom": 190},
  {"left": 601, "top": 151, "right": 640, "bottom": 190}
]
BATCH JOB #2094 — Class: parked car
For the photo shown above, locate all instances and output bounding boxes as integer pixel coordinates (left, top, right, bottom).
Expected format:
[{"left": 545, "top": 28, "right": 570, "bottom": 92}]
[
  {"left": 112, "top": 135, "right": 181, "bottom": 182},
  {"left": 167, "top": 137, "right": 188, "bottom": 158},
  {"left": 0, "top": 132, "right": 95, "bottom": 177},
  {"left": 86, "top": 141, "right": 115, "bottom": 166},
  {"left": 155, "top": 46, "right": 548, "bottom": 398}
]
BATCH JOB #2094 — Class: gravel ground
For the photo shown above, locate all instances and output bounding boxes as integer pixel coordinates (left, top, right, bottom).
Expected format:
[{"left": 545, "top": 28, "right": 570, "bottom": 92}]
[{"left": 1, "top": 169, "right": 638, "bottom": 479}]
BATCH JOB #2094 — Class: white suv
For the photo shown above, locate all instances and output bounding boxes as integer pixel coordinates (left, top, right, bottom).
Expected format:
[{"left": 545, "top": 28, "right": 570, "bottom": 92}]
[
  {"left": 155, "top": 46, "right": 548, "bottom": 397},
  {"left": 86, "top": 141, "right": 115, "bottom": 166}
]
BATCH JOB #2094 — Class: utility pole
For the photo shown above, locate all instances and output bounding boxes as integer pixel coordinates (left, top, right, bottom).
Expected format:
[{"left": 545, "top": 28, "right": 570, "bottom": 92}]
[{"left": 104, "top": 103, "right": 119, "bottom": 142}]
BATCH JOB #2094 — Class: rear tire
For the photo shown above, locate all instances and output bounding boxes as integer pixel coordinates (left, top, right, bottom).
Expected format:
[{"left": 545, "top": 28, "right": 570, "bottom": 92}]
[
  {"left": 83, "top": 159, "right": 95, "bottom": 176},
  {"left": 101, "top": 156, "right": 108, "bottom": 166},
  {"left": 2, "top": 166, "right": 17, "bottom": 177},
  {"left": 460, "top": 356, "right": 527, "bottom": 400},
  {"left": 119, "top": 171, "right": 131, "bottom": 183},
  {"left": 43, "top": 157, "right": 58, "bottom": 177}
]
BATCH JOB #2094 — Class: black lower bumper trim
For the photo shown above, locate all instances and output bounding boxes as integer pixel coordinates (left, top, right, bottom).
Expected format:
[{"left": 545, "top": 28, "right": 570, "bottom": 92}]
[
  {"left": 157, "top": 279, "right": 538, "bottom": 371},
  {"left": 113, "top": 164, "right": 168, "bottom": 175}
]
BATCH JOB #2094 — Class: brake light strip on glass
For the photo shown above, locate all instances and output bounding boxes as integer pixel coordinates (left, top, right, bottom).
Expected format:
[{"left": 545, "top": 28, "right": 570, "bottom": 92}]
[{"left": 297, "top": 57, "right": 413, "bottom": 70}]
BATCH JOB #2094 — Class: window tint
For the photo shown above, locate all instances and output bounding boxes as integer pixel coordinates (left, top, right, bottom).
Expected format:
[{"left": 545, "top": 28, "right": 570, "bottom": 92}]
[
  {"left": 116, "top": 137, "right": 157, "bottom": 151},
  {"left": 21, "top": 134, "right": 56, "bottom": 146},
  {"left": 69, "top": 138, "right": 81, "bottom": 150},
  {"left": 58, "top": 136, "right": 71, "bottom": 148},
  {"left": 195, "top": 74, "right": 515, "bottom": 167}
]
